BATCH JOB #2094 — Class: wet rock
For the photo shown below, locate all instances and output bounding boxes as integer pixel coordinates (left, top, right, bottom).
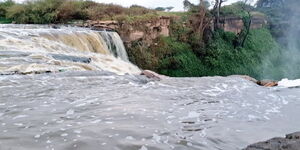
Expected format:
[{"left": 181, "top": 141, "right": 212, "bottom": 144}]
[
  {"left": 244, "top": 132, "right": 300, "bottom": 150},
  {"left": 50, "top": 25, "right": 60, "bottom": 29},
  {"left": 257, "top": 80, "right": 278, "bottom": 87},
  {"left": 233, "top": 75, "right": 278, "bottom": 87},
  {"left": 140, "top": 70, "right": 167, "bottom": 81}
]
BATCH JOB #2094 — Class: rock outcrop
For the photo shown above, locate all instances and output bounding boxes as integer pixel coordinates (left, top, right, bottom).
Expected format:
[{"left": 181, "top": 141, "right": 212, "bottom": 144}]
[
  {"left": 244, "top": 132, "right": 300, "bottom": 150},
  {"left": 79, "top": 16, "right": 171, "bottom": 46},
  {"left": 219, "top": 15, "right": 267, "bottom": 34},
  {"left": 140, "top": 70, "right": 167, "bottom": 81},
  {"left": 257, "top": 80, "right": 278, "bottom": 87}
]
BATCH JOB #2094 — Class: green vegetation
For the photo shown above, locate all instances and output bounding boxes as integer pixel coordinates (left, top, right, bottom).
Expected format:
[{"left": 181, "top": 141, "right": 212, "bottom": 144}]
[
  {"left": 220, "top": 2, "right": 253, "bottom": 17},
  {"left": 0, "top": 0, "right": 157, "bottom": 24},
  {"left": 127, "top": 1, "right": 283, "bottom": 80},
  {"left": 128, "top": 28, "right": 281, "bottom": 79},
  {"left": 128, "top": 37, "right": 205, "bottom": 77},
  {"left": 0, "top": 0, "right": 14, "bottom": 23},
  {"left": 0, "top": 17, "right": 11, "bottom": 23},
  {"left": 203, "top": 29, "right": 282, "bottom": 79},
  {"left": 113, "top": 13, "right": 158, "bottom": 24}
]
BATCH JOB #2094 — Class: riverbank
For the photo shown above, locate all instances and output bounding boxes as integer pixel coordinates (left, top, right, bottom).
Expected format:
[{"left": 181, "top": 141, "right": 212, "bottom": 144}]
[{"left": 244, "top": 132, "right": 300, "bottom": 150}]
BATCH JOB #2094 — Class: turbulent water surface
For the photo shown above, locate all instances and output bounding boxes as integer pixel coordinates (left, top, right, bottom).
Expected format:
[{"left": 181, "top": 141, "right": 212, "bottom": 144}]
[
  {"left": 1, "top": 72, "right": 300, "bottom": 150},
  {"left": 0, "top": 25, "right": 300, "bottom": 150}
]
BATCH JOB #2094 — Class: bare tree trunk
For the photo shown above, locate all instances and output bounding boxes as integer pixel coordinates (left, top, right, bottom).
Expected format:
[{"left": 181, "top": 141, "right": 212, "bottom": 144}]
[
  {"left": 241, "top": 11, "right": 252, "bottom": 47},
  {"left": 214, "top": 0, "right": 226, "bottom": 30},
  {"left": 217, "top": 0, "right": 221, "bottom": 28}
]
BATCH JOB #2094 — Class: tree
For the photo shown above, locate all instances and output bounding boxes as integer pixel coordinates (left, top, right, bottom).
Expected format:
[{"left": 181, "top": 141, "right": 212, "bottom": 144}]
[
  {"left": 155, "top": 7, "right": 166, "bottom": 11},
  {"left": 189, "top": 0, "right": 216, "bottom": 49},
  {"left": 0, "top": 0, "right": 15, "bottom": 17},
  {"left": 212, "top": 0, "right": 227, "bottom": 29},
  {"left": 235, "top": 0, "right": 254, "bottom": 48},
  {"left": 183, "top": 0, "right": 193, "bottom": 11}
]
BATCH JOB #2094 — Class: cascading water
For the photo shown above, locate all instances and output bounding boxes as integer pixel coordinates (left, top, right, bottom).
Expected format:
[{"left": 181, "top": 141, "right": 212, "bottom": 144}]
[
  {"left": 0, "top": 24, "right": 140, "bottom": 75},
  {"left": 99, "top": 29, "right": 129, "bottom": 61}
]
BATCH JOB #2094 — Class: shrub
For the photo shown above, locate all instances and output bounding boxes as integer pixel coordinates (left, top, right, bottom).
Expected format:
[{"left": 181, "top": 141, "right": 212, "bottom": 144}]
[
  {"left": 127, "top": 5, "right": 154, "bottom": 16},
  {"left": 7, "top": 0, "right": 62, "bottom": 24},
  {"left": 220, "top": 2, "right": 252, "bottom": 17},
  {"left": 157, "top": 37, "right": 206, "bottom": 77},
  {"left": 6, "top": 4, "right": 29, "bottom": 23},
  {"left": 4, "top": 0, "right": 156, "bottom": 24},
  {"left": 127, "top": 36, "right": 207, "bottom": 77},
  {"left": 86, "top": 3, "right": 126, "bottom": 20},
  {"left": 56, "top": 1, "right": 88, "bottom": 22}
]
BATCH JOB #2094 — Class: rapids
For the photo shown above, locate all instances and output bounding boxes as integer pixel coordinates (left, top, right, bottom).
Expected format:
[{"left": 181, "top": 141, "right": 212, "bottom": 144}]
[
  {"left": 0, "top": 72, "right": 300, "bottom": 150},
  {"left": 0, "top": 24, "right": 140, "bottom": 75},
  {"left": 0, "top": 25, "right": 300, "bottom": 150}
]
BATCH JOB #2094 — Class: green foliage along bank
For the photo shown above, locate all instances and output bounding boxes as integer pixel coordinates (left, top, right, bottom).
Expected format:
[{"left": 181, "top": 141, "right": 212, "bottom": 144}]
[
  {"left": 127, "top": 28, "right": 281, "bottom": 80},
  {"left": 126, "top": 1, "right": 283, "bottom": 80},
  {"left": 203, "top": 28, "right": 282, "bottom": 80},
  {"left": 127, "top": 37, "right": 204, "bottom": 77}
]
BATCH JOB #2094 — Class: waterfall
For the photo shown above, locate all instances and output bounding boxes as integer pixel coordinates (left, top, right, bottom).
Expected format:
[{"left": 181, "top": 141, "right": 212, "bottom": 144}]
[
  {"left": 99, "top": 29, "right": 129, "bottom": 61},
  {"left": 0, "top": 25, "right": 140, "bottom": 75}
]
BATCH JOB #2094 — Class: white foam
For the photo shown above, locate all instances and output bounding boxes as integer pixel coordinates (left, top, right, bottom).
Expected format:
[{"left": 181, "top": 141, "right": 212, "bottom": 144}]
[{"left": 278, "top": 78, "right": 300, "bottom": 87}]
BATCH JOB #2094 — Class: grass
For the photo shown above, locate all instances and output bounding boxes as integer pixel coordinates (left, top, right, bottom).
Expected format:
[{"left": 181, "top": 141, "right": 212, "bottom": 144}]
[
  {"left": 157, "top": 11, "right": 189, "bottom": 17},
  {"left": 112, "top": 13, "right": 160, "bottom": 24},
  {"left": 0, "top": 17, "right": 11, "bottom": 23}
]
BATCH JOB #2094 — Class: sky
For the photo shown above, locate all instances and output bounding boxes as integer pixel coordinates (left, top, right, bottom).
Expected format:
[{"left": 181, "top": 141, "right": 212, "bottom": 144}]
[
  {"left": 94, "top": 0, "right": 256, "bottom": 11},
  {"left": 10, "top": 0, "right": 257, "bottom": 11}
]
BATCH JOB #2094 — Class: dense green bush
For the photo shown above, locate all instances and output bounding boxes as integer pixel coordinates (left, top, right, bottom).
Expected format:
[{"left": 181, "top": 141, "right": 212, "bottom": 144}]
[
  {"left": 7, "top": 0, "right": 62, "bottom": 23},
  {"left": 203, "top": 28, "right": 282, "bottom": 80},
  {"left": 128, "top": 27, "right": 282, "bottom": 80},
  {"left": 56, "top": 1, "right": 89, "bottom": 22},
  {"left": 127, "top": 37, "right": 206, "bottom": 77},
  {"left": 0, "top": 0, "right": 14, "bottom": 18},
  {"left": 0, "top": 17, "right": 11, "bottom": 23},
  {"left": 157, "top": 38, "right": 206, "bottom": 77},
  {"left": 220, "top": 2, "right": 252, "bottom": 17}
]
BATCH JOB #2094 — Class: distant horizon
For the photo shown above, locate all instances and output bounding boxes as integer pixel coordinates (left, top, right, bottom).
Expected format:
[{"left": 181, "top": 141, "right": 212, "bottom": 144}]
[{"left": 6, "top": 0, "right": 258, "bottom": 11}]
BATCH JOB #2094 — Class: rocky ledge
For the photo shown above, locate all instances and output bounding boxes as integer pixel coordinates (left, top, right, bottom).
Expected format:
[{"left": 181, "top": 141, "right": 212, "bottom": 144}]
[
  {"left": 140, "top": 70, "right": 168, "bottom": 81},
  {"left": 235, "top": 75, "right": 278, "bottom": 87},
  {"left": 244, "top": 132, "right": 300, "bottom": 150}
]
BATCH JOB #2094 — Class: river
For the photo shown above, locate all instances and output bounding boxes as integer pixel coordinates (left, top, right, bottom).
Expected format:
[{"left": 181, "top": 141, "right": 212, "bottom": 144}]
[{"left": 0, "top": 25, "right": 300, "bottom": 150}]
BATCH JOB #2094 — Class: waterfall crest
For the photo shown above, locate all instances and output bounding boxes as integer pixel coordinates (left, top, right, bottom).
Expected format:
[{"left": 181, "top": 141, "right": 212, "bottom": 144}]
[{"left": 0, "top": 25, "right": 140, "bottom": 75}]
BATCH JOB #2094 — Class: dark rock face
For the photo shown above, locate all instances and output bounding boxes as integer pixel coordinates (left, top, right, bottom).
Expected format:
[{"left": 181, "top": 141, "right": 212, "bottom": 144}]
[{"left": 244, "top": 132, "right": 300, "bottom": 150}]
